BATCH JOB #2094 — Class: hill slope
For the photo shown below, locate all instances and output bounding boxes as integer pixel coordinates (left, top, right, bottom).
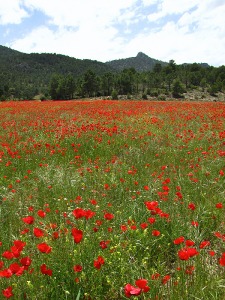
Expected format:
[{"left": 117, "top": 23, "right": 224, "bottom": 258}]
[{"left": 106, "top": 52, "right": 168, "bottom": 72}]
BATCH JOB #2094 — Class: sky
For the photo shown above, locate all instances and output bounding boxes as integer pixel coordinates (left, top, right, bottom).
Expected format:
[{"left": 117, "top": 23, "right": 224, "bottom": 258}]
[{"left": 0, "top": 0, "right": 225, "bottom": 67}]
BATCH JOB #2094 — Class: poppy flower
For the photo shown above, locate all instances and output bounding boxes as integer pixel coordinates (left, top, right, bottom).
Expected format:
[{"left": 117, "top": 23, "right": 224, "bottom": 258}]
[
  {"left": 0, "top": 269, "right": 13, "bottom": 278},
  {"left": 20, "top": 256, "right": 32, "bottom": 268},
  {"left": 178, "top": 248, "right": 190, "bottom": 260},
  {"left": 93, "top": 256, "right": 105, "bottom": 270},
  {"left": 71, "top": 228, "right": 83, "bottom": 243},
  {"left": 73, "top": 265, "right": 82, "bottom": 272},
  {"left": 9, "top": 263, "right": 24, "bottom": 276},
  {"left": 37, "top": 210, "right": 46, "bottom": 218},
  {"left": 99, "top": 240, "right": 110, "bottom": 249},
  {"left": 40, "top": 264, "right": 52, "bottom": 276},
  {"left": 216, "top": 202, "right": 223, "bottom": 209},
  {"left": 2, "top": 251, "right": 14, "bottom": 260},
  {"left": 135, "top": 279, "right": 150, "bottom": 292},
  {"left": 162, "top": 274, "right": 171, "bottom": 285},
  {"left": 173, "top": 236, "right": 185, "bottom": 245},
  {"left": 188, "top": 203, "right": 196, "bottom": 210},
  {"left": 33, "top": 228, "right": 44, "bottom": 238},
  {"left": 2, "top": 286, "right": 13, "bottom": 298},
  {"left": 124, "top": 284, "right": 141, "bottom": 298},
  {"left": 219, "top": 253, "right": 225, "bottom": 266},
  {"left": 22, "top": 216, "right": 34, "bottom": 224},
  {"left": 37, "top": 242, "right": 52, "bottom": 254},
  {"left": 152, "top": 230, "right": 160, "bottom": 236},
  {"left": 104, "top": 213, "right": 114, "bottom": 220},
  {"left": 199, "top": 240, "right": 210, "bottom": 249}
]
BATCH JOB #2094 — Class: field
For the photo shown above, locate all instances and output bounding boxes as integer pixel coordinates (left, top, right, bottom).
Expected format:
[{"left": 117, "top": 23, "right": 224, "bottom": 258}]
[{"left": 0, "top": 100, "right": 225, "bottom": 300}]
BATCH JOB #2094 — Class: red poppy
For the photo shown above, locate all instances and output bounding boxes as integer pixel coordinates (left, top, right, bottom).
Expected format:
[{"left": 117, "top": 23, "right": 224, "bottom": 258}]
[
  {"left": 124, "top": 284, "right": 141, "bottom": 298},
  {"left": 71, "top": 228, "right": 83, "bottom": 243},
  {"left": 199, "top": 240, "right": 210, "bottom": 249},
  {"left": 2, "top": 251, "right": 14, "bottom": 260},
  {"left": 185, "top": 240, "right": 195, "bottom": 247},
  {"left": 219, "top": 253, "right": 225, "bottom": 266},
  {"left": 40, "top": 264, "right": 52, "bottom": 276},
  {"left": 2, "top": 286, "right": 13, "bottom": 298},
  {"left": 33, "top": 228, "right": 44, "bottom": 238},
  {"left": 22, "top": 216, "right": 34, "bottom": 224},
  {"left": 0, "top": 269, "right": 13, "bottom": 278},
  {"left": 173, "top": 236, "right": 185, "bottom": 245},
  {"left": 20, "top": 256, "right": 32, "bottom": 268},
  {"left": 37, "top": 242, "right": 52, "bottom": 254},
  {"left": 135, "top": 279, "right": 150, "bottom": 292},
  {"left": 152, "top": 230, "right": 160, "bottom": 236},
  {"left": 148, "top": 217, "right": 156, "bottom": 224},
  {"left": 178, "top": 248, "right": 190, "bottom": 260},
  {"left": 73, "top": 208, "right": 85, "bottom": 219},
  {"left": 9, "top": 263, "right": 24, "bottom": 276},
  {"left": 188, "top": 203, "right": 196, "bottom": 210},
  {"left": 162, "top": 274, "right": 171, "bottom": 285},
  {"left": 73, "top": 265, "right": 82, "bottom": 272},
  {"left": 216, "top": 202, "right": 223, "bottom": 209},
  {"left": 99, "top": 240, "right": 110, "bottom": 249},
  {"left": 104, "top": 213, "right": 114, "bottom": 220},
  {"left": 93, "top": 256, "right": 105, "bottom": 269},
  {"left": 37, "top": 210, "right": 46, "bottom": 218}
]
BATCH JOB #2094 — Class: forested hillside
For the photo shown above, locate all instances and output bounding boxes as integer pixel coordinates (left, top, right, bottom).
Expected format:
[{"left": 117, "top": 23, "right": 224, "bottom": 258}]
[{"left": 0, "top": 45, "right": 225, "bottom": 100}]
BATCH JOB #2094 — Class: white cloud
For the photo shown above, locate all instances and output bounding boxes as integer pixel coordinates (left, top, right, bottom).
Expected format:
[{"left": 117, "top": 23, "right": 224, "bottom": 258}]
[
  {"left": 141, "top": 0, "right": 158, "bottom": 6},
  {"left": 8, "top": 0, "right": 140, "bottom": 61},
  {"left": 9, "top": 24, "right": 124, "bottom": 62},
  {"left": 22, "top": 0, "right": 138, "bottom": 28},
  {"left": 0, "top": 0, "right": 29, "bottom": 25},
  {"left": 3, "top": 0, "right": 225, "bottom": 66}
]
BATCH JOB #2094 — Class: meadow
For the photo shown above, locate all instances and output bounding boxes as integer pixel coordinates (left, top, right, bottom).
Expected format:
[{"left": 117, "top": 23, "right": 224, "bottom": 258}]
[{"left": 0, "top": 100, "right": 225, "bottom": 300}]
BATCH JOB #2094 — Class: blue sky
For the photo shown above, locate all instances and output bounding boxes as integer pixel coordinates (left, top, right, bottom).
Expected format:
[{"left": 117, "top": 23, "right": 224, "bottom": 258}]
[{"left": 0, "top": 0, "right": 225, "bottom": 66}]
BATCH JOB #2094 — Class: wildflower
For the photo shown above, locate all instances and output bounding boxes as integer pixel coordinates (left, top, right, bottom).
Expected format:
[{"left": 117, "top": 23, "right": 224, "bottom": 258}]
[
  {"left": 173, "top": 236, "right": 185, "bottom": 245},
  {"left": 93, "top": 256, "right": 105, "bottom": 270},
  {"left": 71, "top": 228, "right": 83, "bottom": 243},
  {"left": 22, "top": 216, "right": 34, "bottom": 224},
  {"left": 37, "top": 243, "right": 52, "bottom": 254},
  {"left": 162, "top": 274, "right": 171, "bottom": 285},
  {"left": 37, "top": 210, "right": 46, "bottom": 218},
  {"left": 219, "top": 253, "right": 225, "bottom": 266},
  {"left": 33, "top": 228, "right": 44, "bottom": 238},
  {"left": 104, "top": 213, "right": 114, "bottom": 220},
  {"left": 135, "top": 279, "right": 150, "bottom": 292},
  {"left": 73, "top": 265, "right": 82, "bottom": 272},
  {"left": 124, "top": 284, "right": 141, "bottom": 298},
  {"left": 188, "top": 203, "right": 196, "bottom": 210},
  {"left": 216, "top": 202, "right": 223, "bottom": 209},
  {"left": 40, "top": 264, "right": 52, "bottom": 276},
  {"left": 199, "top": 240, "right": 210, "bottom": 249},
  {"left": 2, "top": 286, "right": 13, "bottom": 298},
  {"left": 152, "top": 230, "right": 160, "bottom": 236}
]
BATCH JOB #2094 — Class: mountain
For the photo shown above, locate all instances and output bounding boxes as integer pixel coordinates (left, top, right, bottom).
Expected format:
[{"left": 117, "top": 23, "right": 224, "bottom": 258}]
[
  {"left": 106, "top": 52, "right": 168, "bottom": 72},
  {"left": 0, "top": 45, "right": 115, "bottom": 98},
  {"left": 0, "top": 45, "right": 113, "bottom": 79}
]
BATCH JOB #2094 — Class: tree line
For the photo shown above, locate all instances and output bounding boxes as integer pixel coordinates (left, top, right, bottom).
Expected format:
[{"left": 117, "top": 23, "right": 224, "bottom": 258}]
[{"left": 1, "top": 60, "right": 225, "bottom": 100}]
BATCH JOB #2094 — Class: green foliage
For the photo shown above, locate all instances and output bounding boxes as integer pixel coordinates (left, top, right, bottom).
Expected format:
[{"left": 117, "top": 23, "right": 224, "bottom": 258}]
[
  {"left": 111, "top": 89, "right": 118, "bottom": 100},
  {"left": 1, "top": 45, "right": 225, "bottom": 100},
  {"left": 142, "top": 93, "right": 148, "bottom": 100},
  {"left": 172, "top": 80, "right": 185, "bottom": 98},
  {"left": 49, "top": 74, "right": 76, "bottom": 99}
]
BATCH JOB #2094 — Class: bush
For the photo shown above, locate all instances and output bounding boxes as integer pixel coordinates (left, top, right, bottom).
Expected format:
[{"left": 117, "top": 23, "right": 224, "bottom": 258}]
[
  {"left": 172, "top": 80, "right": 185, "bottom": 98},
  {"left": 142, "top": 93, "right": 148, "bottom": 100},
  {"left": 111, "top": 89, "right": 118, "bottom": 100}
]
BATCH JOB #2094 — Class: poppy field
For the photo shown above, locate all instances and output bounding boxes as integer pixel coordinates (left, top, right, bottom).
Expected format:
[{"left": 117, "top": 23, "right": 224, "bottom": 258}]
[{"left": 0, "top": 100, "right": 225, "bottom": 300}]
